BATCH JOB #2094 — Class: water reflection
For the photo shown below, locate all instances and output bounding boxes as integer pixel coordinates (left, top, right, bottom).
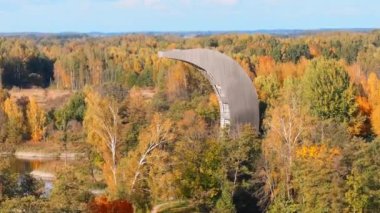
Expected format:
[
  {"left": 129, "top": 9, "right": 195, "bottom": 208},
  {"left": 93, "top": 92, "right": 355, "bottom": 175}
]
[
  {"left": 4, "top": 156, "right": 72, "bottom": 196},
  {"left": 9, "top": 157, "right": 50, "bottom": 174}
]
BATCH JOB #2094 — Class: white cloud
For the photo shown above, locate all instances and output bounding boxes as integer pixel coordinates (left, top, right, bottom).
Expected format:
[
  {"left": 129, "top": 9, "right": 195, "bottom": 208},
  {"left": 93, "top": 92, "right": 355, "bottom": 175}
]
[
  {"left": 143, "top": 0, "right": 167, "bottom": 10},
  {"left": 144, "top": 0, "right": 159, "bottom": 6},
  {"left": 210, "top": 0, "right": 239, "bottom": 5},
  {"left": 114, "top": 0, "right": 240, "bottom": 10},
  {"left": 115, "top": 0, "right": 139, "bottom": 8},
  {"left": 114, "top": 0, "right": 166, "bottom": 9}
]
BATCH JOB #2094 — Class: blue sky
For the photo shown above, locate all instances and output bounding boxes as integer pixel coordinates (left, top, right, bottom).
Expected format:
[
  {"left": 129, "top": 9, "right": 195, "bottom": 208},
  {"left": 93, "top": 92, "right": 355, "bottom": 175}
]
[{"left": 0, "top": 0, "right": 379, "bottom": 32}]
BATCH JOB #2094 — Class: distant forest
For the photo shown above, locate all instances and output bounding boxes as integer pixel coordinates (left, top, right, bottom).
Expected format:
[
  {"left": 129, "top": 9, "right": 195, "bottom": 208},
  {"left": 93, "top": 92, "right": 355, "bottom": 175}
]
[
  {"left": 0, "top": 30, "right": 379, "bottom": 90},
  {"left": 0, "top": 30, "right": 379, "bottom": 212}
]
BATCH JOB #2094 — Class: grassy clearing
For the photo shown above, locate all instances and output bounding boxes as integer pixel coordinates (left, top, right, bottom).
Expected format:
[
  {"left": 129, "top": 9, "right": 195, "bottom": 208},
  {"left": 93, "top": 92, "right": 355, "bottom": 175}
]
[{"left": 9, "top": 88, "right": 71, "bottom": 110}]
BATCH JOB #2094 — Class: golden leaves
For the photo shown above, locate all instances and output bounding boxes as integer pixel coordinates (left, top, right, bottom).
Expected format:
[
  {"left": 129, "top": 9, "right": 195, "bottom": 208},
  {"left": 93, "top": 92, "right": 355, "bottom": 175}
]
[
  {"left": 371, "top": 105, "right": 380, "bottom": 136},
  {"left": 3, "top": 98, "right": 23, "bottom": 125},
  {"left": 26, "top": 97, "right": 46, "bottom": 142},
  {"left": 256, "top": 56, "right": 276, "bottom": 76},
  {"left": 83, "top": 87, "right": 122, "bottom": 194},
  {"left": 296, "top": 145, "right": 341, "bottom": 160},
  {"left": 366, "top": 72, "right": 380, "bottom": 135},
  {"left": 356, "top": 96, "right": 372, "bottom": 115},
  {"left": 166, "top": 63, "right": 188, "bottom": 101}
]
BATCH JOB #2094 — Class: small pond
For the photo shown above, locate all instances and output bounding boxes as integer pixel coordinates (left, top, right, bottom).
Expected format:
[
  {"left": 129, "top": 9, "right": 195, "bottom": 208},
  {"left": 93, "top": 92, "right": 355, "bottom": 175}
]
[{"left": 2, "top": 156, "right": 74, "bottom": 196}]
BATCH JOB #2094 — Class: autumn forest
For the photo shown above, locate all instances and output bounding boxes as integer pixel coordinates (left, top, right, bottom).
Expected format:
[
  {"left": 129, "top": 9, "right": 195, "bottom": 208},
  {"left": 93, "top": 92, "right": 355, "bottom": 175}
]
[{"left": 0, "top": 31, "right": 380, "bottom": 212}]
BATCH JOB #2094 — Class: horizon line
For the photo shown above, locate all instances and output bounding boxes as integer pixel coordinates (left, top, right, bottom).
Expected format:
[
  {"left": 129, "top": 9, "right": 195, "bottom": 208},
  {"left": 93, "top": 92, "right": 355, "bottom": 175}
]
[{"left": 0, "top": 28, "right": 378, "bottom": 34}]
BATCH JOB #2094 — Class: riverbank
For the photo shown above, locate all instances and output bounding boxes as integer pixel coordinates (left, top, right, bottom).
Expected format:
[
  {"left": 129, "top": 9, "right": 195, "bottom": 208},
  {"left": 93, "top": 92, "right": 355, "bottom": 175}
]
[
  {"left": 12, "top": 140, "right": 88, "bottom": 160},
  {"left": 31, "top": 170, "right": 55, "bottom": 181},
  {"left": 15, "top": 151, "right": 85, "bottom": 160},
  {"left": 15, "top": 151, "right": 59, "bottom": 160},
  {"left": 0, "top": 152, "right": 12, "bottom": 156}
]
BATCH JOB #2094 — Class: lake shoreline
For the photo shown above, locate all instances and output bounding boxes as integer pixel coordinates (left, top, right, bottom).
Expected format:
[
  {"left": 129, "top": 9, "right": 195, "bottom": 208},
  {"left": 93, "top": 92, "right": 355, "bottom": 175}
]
[
  {"left": 0, "top": 152, "right": 13, "bottom": 156},
  {"left": 14, "top": 151, "right": 85, "bottom": 160},
  {"left": 31, "top": 170, "right": 56, "bottom": 181}
]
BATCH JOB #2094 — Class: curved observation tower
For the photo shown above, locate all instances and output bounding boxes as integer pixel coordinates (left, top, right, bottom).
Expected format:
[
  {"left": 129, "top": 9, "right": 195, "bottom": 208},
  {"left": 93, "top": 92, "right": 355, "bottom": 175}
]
[{"left": 158, "top": 49, "right": 260, "bottom": 131}]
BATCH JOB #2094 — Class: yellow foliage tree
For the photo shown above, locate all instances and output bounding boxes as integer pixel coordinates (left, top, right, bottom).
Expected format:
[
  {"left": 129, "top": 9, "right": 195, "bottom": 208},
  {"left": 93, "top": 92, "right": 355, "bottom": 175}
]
[
  {"left": 293, "top": 144, "right": 345, "bottom": 212},
  {"left": 3, "top": 98, "right": 24, "bottom": 143},
  {"left": 126, "top": 88, "right": 148, "bottom": 123},
  {"left": 258, "top": 102, "right": 313, "bottom": 208},
  {"left": 3, "top": 98, "right": 23, "bottom": 127},
  {"left": 133, "top": 59, "right": 143, "bottom": 73},
  {"left": 54, "top": 61, "right": 71, "bottom": 89},
  {"left": 234, "top": 55, "right": 255, "bottom": 79},
  {"left": 26, "top": 98, "right": 46, "bottom": 142},
  {"left": 355, "top": 96, "right": 372, "bottom": 135},
  {"left": 308, "top": 43, "right": 321, "bottom": 57},
  {"left": 118, "top": 113, "right": 175, "bottom": 201},
  {"left": 166, "top": 63, "right": 188, "bottom": 101},
  {"left": 296, "top": 144, "right": 341, "bottom": 160},
  {"left": 278, "top": 62, "right": 297, "bottom": 80},
  {"left": 209, "top": 93, "right": 219, "bottom": 109},
  {"left": 367, "top": 72, "right": 380, "bottom": 106},
  {"left": 371, "top": 105, "right": 380, "bottom": 135},
  {"left": 84, "top": 87, "right": 122, "bottom": 193},
  {"left": 346, "top": 63, "right": 366, "bottom": 85},
  {"left": 367, "top": 72, "right": 380, "bottom": 135}
]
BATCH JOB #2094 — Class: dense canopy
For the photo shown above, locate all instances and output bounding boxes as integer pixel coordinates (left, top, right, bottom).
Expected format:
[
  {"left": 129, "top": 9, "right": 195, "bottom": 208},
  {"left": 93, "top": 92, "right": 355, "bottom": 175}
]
[{"left": 0, "top": 31, "right": 380, "bottom": 212}]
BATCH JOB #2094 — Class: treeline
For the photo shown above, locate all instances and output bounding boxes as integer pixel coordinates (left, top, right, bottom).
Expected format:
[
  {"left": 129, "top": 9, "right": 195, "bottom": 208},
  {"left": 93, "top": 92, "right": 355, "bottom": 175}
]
[
  {"left": 0, "top": 38, "right": 54, "bottom": 88},
  {"left": 0, "top": 31, "right": 379, "bottom": 212},
  {"left": 1, "top": 31, "right": 380, "bottom": 90}
]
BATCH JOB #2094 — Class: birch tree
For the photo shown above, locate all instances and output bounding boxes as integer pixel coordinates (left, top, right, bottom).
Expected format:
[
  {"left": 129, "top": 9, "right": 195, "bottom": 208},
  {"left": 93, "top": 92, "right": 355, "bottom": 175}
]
[
  {"left": 130, "top": 113, "right": 174, "bottom": 191},
  {"left": 84, "top": 87, "right": 122, "bottom": 193},
  {"left": 256, "top": 79, "right": 313, "bottom": 210},
  {"left": 118, "top": 113, "right": 175, "bottom": 209}
]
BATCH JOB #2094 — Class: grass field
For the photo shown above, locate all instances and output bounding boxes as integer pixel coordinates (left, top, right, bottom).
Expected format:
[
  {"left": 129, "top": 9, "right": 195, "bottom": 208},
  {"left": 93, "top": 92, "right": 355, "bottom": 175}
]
[{"left": 9, "top": 88, "right": 72, "bottom": 110}]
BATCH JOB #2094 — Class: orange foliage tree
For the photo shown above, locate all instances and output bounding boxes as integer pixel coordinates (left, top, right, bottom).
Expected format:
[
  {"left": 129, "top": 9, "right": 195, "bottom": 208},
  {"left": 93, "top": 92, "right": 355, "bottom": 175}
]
[
  {"left": 26, "top": 97, "right": 46, "bottom": 142},
  {"left": 256, "top": 56, "right": 276, "bottom": 76},
  {"left": 275, "top": 58, "right": 309, "bottom": 81},
  {"left": 367, "top": 73, "right": 380, "bottom": 135},
  {"left": 88, "top": 197, "right": 133, "bottom": 213}
]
